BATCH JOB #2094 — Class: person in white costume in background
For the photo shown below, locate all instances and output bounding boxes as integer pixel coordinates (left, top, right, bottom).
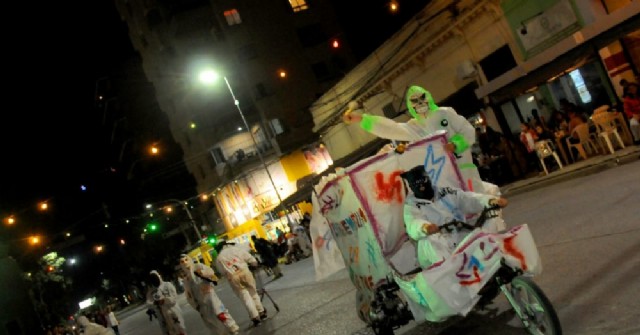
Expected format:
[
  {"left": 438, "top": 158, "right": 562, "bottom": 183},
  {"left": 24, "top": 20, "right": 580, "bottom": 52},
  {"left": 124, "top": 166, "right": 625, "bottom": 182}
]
[
  {"left": 215, "top": 241, "right": 267, "bottom": 327},
  {"left": 179, "top": 255, "right": 240, "bottom": 335},
  {"left": 146, "top": 270, "right": 187, "bottom": 335},
  {"left": 76, "top": 316, "right": 114, "bottom": 335}
]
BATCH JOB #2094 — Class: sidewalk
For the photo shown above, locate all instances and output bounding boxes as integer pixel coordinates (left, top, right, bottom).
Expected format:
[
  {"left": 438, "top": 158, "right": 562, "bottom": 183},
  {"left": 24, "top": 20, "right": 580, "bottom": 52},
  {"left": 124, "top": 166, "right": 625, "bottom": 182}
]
[{"left": 499, "top": 145, "right": 640, "bottom": 196}]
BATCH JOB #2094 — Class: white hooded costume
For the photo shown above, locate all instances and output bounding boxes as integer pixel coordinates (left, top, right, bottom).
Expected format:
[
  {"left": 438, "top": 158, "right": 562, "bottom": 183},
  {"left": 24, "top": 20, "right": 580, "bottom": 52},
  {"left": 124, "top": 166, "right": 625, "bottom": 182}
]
[
  {"left": 179, "top": 255, "right": 239, "bottom": 334},
  {"left": 146, "top": 270, "right": 187, "bottom": 335},
  {"left": 215, "top": 243, "right": 266, "bottom": 323},
  {"left": 354, "top": 85, "right": 493, "bottom": 195},
  {"left": 77, "top": 316, "right": 114, "bottom": 335}
]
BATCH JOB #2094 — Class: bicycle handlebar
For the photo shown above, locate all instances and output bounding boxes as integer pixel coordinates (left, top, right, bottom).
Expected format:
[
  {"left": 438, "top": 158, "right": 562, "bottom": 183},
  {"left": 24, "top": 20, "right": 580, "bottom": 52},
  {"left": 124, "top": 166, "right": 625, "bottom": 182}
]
[{"left": 438, "top": 205, "right": 502, "bottom": 234}]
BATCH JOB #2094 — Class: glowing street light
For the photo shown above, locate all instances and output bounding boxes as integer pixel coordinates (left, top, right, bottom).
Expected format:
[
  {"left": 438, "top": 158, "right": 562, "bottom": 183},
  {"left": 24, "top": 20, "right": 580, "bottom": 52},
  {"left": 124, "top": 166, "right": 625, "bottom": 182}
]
[
  {"left": 39, "top": 202, "right": 48, "bottom": 211},
  {"left": 198, "top": 69, "right": 293, "bottom": 229},
  {"left": 29, "top": 235, "right": 41, "bottom": 245},
  {"left": 4, "top": 216, "right": 15, "bottom": 226}
]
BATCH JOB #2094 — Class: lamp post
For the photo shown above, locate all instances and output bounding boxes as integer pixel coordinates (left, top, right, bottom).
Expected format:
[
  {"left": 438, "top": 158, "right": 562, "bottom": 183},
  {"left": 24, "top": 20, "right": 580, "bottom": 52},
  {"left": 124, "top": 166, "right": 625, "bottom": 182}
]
[{"left": 199, "top": 70, "right": 293, "bottom": 230}]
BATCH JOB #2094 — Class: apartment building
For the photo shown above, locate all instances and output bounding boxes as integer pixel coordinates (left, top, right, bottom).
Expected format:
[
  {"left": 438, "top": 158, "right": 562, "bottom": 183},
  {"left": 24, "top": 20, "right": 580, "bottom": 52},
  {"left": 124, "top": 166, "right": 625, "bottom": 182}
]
[{"left": 114, "top": 0, "right": 356, "bottom": 233}]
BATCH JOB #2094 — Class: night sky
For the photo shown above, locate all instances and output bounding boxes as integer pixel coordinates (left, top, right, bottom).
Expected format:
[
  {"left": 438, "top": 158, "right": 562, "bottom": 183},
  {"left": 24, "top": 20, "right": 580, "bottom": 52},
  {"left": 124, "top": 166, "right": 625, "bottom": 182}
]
[{"left": 0, "top": 0, "right": 429, "bottom": 300}]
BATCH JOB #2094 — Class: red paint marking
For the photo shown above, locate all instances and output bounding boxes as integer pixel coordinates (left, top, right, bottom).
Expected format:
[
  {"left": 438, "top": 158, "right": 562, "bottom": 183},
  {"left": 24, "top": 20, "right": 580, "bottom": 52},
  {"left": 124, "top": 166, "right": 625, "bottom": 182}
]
[
  {"left": 460, "top": 266, "right": 481, "bottom": 286},
  {"left": 484, "top": 246, "right": 500, "bottom": 260},
  {"left": 504, "top": 235, "right": 528, "bottom": 271},
  {"left": 467, "top": 179, "right": 473, "bottom": 192},
  {"left": 374, "top": 170, "right": 404, "bottom": 203},
  {"left": 426, "top": 257, "right": 446, "bottom": 270}
]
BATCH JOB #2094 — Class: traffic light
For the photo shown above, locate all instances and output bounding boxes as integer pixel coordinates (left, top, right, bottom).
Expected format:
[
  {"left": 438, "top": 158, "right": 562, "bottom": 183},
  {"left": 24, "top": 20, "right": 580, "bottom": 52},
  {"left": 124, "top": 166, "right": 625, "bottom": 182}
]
[{"left": 146, "top": 222, "right": 159, "bottom": 232}]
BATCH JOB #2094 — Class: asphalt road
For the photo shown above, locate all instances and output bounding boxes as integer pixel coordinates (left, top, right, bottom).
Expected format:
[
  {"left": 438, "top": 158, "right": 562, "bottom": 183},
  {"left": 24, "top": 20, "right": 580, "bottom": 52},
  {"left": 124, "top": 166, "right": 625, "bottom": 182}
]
[{"left": 119, "top": 159, "right": 640, "bottom": 335}]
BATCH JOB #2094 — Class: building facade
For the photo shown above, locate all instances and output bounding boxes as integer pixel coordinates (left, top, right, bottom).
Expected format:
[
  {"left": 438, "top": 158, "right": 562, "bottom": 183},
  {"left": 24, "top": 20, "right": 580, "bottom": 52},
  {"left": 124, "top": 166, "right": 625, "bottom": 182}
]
[
  {"left": 114, "top": 0, "right": 356, "bottom": 234},
  {"left": 311, "top": 0, "right": 639, "bottom": 168}
]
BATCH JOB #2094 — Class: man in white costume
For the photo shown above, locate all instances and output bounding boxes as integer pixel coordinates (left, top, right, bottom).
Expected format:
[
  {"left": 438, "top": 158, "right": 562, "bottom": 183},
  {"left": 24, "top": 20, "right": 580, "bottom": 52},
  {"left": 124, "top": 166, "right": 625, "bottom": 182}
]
[
  {"left": 179, "top": 255, "right": 240, "bottom": 334},
  {"left": 76, "top": 316, "right": 114, "bottom": 335},
  {"left": 344, "top": 85, "right": 495, "bottom": 195},
  {"left": 215, "top": 241, "right": 267, "bottom": 327},
  {"left": 399, "top": 165, "right": 508, "bottom": 269},
  {"left": 146, "top": 270, "right": 187, "bottom": 335}
]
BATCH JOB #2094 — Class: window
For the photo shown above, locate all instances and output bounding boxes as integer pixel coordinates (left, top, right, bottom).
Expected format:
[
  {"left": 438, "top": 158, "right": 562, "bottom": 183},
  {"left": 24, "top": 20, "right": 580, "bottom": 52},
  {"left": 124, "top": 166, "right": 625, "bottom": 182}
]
[
  {"left": 479, "top": 45, "right": 517, "bottom": 82},
  {"left": 224, "top": 9, "right": 242, "bottom": 26},
  {"left": 311, "top": 62, "right": 331, "bottom": 82},
  {"left": 254, "top": 82, "right": 270, "bottom": 99},
  {"left": 207, "top": 151, "right": 216, "bottom": 168},
  {"left": 297, "top": 23, "right": 327, "bottom": 48},
  {"left": 238, "top": 44, "right": 258, "bottom": 62},
  {"left": 183, "top": 132, "right": 192, "bottom": 147},
  {"left": 211, "top": 147, "right": 226, "bottom": 164},
  {"left": 288, "top": 0, "right": 309, "bottom": 12}
]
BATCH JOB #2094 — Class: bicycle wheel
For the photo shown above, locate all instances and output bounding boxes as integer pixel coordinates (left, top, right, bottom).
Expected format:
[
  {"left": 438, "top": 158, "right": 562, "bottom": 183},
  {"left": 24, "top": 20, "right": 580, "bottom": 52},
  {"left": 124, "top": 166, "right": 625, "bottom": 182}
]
[{"left": 508, "top": 276, "right": 562, "bottom": 335}]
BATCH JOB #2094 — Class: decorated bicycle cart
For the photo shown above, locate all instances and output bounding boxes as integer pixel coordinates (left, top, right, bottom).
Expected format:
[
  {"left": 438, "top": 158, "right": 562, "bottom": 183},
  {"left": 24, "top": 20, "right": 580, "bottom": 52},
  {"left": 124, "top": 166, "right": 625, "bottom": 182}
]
[{"left": 311, "top": 131, "right": 561, "bottom": 334}]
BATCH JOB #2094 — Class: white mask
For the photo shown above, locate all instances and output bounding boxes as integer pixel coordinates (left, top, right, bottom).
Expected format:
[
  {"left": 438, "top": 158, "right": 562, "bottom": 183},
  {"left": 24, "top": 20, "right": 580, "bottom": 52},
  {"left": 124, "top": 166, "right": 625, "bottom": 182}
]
[
  {"left": 415, "top": 105, "right": 430, "bottom": 115},
  {"left": 179, "top": 256, "right": 192, "bottom": 273}
]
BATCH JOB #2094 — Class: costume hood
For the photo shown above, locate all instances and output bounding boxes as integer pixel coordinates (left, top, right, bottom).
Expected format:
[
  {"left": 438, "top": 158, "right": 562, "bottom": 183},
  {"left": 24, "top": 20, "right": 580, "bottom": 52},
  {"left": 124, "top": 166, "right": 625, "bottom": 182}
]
[
  {"left": 405, "top": 85, "right": 439, "bottom": 119},
  {"left": 77, "top": 316, "right": 90, "bottom": 327}
]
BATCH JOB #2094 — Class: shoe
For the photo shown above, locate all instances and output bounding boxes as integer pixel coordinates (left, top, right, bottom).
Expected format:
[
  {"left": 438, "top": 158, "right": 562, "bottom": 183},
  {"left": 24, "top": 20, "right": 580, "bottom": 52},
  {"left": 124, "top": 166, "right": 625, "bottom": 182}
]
[
  {"left": 259, "top": 309, "right": 268, "bottom": 320},
  {"left": 229, "top": 324, "right": 240, "bottom": 334},
  {"left": 252, "top": 318, "right": 262, "bottom": 327},
  {"left": 274, "top": 273, "right": 283, "bottom": 280}
]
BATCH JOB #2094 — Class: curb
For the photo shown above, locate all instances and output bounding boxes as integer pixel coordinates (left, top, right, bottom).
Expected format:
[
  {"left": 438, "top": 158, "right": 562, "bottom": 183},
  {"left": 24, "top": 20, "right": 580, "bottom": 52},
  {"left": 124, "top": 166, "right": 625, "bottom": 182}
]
[{"left": 501, "top": 149, "right": 639, "bottom": 196}]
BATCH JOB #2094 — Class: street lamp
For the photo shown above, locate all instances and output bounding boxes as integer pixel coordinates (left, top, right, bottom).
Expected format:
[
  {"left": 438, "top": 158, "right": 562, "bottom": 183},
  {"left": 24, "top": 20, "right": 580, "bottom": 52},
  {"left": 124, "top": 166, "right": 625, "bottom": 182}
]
[{"left": 198, "top": 69, "right": 293, "bottom": 230}]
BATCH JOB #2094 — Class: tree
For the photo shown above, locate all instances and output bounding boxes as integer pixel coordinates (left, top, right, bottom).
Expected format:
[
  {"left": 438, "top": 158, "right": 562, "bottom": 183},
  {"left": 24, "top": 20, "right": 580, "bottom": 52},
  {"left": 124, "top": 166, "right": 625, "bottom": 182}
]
[{"left": 25, "top": 252, "right": 74, "bottom": 325}]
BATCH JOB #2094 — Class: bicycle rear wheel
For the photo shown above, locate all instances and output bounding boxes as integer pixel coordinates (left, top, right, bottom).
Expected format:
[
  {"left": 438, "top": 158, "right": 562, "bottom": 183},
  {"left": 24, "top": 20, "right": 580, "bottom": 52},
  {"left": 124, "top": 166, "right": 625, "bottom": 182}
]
[{"left": 507, "top": 276, "right": 562, "bottom": 335}]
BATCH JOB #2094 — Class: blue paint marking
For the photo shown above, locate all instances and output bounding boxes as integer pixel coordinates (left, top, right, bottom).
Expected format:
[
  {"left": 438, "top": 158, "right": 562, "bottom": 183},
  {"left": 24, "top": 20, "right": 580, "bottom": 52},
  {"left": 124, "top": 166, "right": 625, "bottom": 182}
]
[
  {"left": 323, "top": 230, "right": 333, "bottom": 250},
  {"left": 468, "top": 255, "right": 484, "bottom": 271},
  {"left": 365, "top": 239, "right": 377, "bottom": 269},
  {"left": 424, "top": 144, "right": 446, "bottom": 185}
]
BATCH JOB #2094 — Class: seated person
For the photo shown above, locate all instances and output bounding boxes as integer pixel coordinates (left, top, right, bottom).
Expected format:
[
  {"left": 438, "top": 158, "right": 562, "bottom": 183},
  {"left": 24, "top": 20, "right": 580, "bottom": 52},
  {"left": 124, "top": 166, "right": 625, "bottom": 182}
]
[{"left": 399, "top": 165, "right": 508, "bottom": 269}]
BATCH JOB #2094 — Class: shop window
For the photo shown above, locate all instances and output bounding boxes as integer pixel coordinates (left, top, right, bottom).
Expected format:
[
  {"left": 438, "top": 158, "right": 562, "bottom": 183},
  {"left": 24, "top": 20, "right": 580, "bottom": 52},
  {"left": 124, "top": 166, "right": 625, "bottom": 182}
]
[
  {"left": 569, "top": 69, "right": 592, "bottom": 104},
  {"left": 288, "top": 0, "right": 309, "bottom": 12},
  {"left": 224, "top": 9, "right": 242, "bottom": 26}
]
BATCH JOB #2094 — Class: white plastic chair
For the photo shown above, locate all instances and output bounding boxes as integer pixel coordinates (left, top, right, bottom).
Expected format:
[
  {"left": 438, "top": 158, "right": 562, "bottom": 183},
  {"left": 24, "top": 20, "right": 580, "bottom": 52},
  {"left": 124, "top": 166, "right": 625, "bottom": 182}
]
[
  {"left": 591, "top": 112, "right": 625, "bottom": 154},
  {"left": 565, "top": 124, "right": 598, "bottom": 162},
  {"left": 534, "top": 140, "right": 563, "bottom": 175}
]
